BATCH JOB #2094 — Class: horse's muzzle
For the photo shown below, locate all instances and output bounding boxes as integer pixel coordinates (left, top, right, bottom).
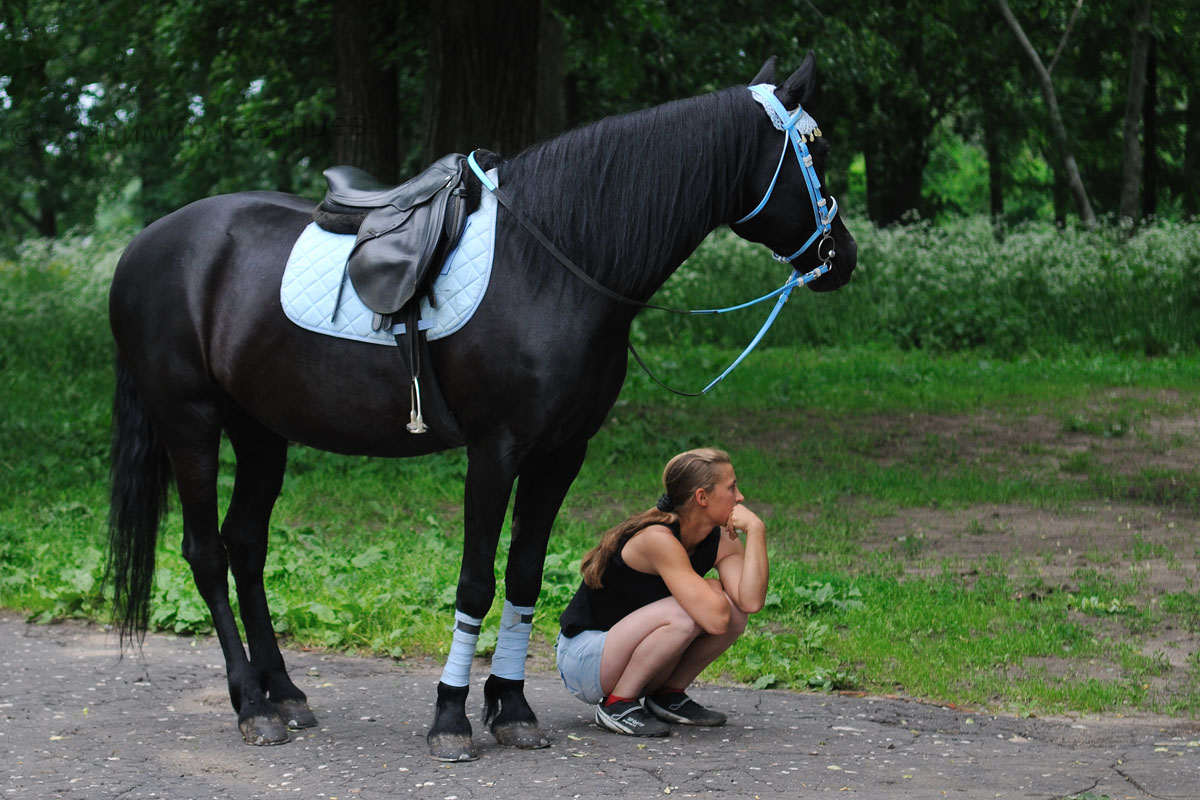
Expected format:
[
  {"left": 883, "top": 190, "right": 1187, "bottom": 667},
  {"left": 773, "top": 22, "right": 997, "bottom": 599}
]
[{"left": 807, "top": 220, "right": 856, "bottom": 293}]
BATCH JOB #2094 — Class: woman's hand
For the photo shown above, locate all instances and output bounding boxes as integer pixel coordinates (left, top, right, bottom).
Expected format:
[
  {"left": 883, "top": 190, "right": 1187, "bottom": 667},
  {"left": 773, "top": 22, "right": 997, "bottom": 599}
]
[{"left": 724, "top": 503, "right": 764, "bottom": 539}]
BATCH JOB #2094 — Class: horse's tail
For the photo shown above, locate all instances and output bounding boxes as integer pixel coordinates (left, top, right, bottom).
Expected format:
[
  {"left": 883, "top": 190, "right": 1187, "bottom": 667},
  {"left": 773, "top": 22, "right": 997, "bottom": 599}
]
[{"left": 105, "top": 359, "right": 173, "bottom": 648}]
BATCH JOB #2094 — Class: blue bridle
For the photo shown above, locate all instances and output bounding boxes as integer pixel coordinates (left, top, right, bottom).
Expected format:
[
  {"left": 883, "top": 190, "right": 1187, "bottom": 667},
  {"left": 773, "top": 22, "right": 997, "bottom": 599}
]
[
  {"left": 640, "top": 84, "right": 839, "bottom": 394},
  {"left": 464, "top": 83, "right": 841, "bottom": 395},
  {"left": 737, "top": 83, "right": 839, "bottom": 267}
]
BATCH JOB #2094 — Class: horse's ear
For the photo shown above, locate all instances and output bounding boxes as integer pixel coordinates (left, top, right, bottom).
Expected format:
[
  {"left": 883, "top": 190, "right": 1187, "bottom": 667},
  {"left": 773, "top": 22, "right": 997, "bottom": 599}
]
[
  {"left": 750, "top": 56, "right": 777, "bottom": 86},
  {"left": 777, "top": 51, "right": 817, "bottom": 108}
]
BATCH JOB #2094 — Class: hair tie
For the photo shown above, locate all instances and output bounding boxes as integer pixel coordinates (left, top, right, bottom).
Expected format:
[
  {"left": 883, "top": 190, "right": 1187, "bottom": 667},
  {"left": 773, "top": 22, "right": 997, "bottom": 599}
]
[{"left": 655, "top": 493, "right": 676, "bottom": 513}]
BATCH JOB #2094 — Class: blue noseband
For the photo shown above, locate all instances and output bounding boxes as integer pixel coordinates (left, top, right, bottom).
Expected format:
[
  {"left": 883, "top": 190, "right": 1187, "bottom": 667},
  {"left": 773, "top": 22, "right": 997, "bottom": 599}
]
[{"left": 738, "top": 83, "right": 838, "bottom": 266}]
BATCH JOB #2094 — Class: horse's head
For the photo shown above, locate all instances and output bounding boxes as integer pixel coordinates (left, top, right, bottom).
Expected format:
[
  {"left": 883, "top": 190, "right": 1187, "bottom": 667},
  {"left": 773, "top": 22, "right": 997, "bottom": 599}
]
[{"left": 731, "top": 53, "right": 856, "bottom": 292}]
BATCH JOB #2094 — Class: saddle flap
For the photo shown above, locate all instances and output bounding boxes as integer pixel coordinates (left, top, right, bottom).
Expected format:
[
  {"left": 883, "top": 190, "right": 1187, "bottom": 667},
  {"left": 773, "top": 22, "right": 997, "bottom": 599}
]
[
  {"left": 343, "top": 154, "right": 469, "bottom": 316},
  {"left": 348, "top": 192, "right": 452, "bottom": 314}
]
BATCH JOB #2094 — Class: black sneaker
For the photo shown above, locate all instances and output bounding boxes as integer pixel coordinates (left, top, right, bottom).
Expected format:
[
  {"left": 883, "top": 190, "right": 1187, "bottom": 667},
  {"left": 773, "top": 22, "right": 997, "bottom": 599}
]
[
  {"left": 594, "top": 699, "right": 670, "bottom": 737},
  {"left": 644, "top": 692, "right": 727, "bottom": 726}
]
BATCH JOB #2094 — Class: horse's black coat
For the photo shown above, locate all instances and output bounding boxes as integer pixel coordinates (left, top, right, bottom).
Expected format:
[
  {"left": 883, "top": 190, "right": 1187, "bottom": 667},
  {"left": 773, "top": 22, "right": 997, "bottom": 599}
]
[{"left": 105, "top": 54, "right": 856, "bottom": 760}]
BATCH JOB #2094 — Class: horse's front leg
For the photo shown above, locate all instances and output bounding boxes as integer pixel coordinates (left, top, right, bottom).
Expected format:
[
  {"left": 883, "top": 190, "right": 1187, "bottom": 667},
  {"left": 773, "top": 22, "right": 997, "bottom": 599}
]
[
  {"left": 427, "top": 440, "right": 520, "bottom": 762},
  {"left": 484, "top": 439, "right": 589, "bottom": 749}
]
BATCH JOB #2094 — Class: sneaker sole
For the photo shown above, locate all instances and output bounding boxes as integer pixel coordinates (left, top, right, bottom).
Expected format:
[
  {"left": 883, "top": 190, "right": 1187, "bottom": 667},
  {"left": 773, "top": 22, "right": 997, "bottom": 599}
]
[
  {"left": 594, "top": 708, "right": 670, "bottom": 737},
  {"left": 644, "top": 699, "right": 726, "bottom": 727}
]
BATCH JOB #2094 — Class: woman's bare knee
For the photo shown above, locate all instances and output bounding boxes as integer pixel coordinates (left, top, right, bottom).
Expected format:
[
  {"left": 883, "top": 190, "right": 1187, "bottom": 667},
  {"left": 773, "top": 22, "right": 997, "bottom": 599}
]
[{"left": 663, "top": 599, "right": 704, "bottom": 638}]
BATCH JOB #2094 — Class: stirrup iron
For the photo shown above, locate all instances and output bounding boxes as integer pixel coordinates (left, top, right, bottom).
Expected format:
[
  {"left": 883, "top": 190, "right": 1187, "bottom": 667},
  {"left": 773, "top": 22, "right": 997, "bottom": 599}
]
[{"left": 407, "top": 377, "right": 428, "bottom": 434}]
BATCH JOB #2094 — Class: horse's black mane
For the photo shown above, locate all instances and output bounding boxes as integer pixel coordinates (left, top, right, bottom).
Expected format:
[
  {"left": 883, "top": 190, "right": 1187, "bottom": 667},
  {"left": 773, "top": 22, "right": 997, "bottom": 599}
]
[{"left": 503, "top": 86, "right": 757, "bottom": 300}]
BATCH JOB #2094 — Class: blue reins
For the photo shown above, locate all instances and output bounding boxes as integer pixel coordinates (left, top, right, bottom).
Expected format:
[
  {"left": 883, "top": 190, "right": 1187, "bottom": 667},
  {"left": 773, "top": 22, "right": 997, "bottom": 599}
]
[{"left": 466, "top": 82, "right": 839, "bottom": 396}]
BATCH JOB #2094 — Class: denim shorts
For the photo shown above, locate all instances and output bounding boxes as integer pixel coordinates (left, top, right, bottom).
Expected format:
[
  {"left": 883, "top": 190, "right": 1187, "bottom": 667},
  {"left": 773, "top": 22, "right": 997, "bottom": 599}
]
[{"left": 556, "top": 629, "right": 607, "bottom": 705}]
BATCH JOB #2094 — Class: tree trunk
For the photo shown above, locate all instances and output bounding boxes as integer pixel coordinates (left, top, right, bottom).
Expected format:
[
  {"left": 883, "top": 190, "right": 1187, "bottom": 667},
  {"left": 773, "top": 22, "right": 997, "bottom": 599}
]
[
  {"left": 14, "top": 56, "right": 58, "bottom": 236},
  {"left": 333, "top": 0, "right": 400, "bottom": 182},
  {"left": 33, "top": 180, "right": 57, "bottom": 237},
  {"left": 1050, "top": 154, "right": 1068, "bottom": 226},
  {"left": 864, "top": 144, "right": 928, "bottom": 226},
  {"left": 423, "top": 0, "right": 541, "bottom": 162},
  {"left": 12, "top": 178, "right": 57, "bottom": 237},
  {"left": 535, "top": 5, "right": 567, "bottom": 142},
  {"left": 1184, "top": 88, "right": 1200, "bottom": 219},
  {"left": 1142, "top": 37, "right": 1158, "bottom": 220},
  {"left": 133, "top": 76, "right": 179, "bottom": 225},
  {"left": 995, "top": 0, "right": 1096, "bottom": 227},
  {"left": 13, "top": 134, "right": 58, "bottom": 236},
  {"left": 980, "top": 89, "right": 1005, "bottom": 230},
  {"left": 1118, "top": 0, "right": 1153, "bottom": 222}
]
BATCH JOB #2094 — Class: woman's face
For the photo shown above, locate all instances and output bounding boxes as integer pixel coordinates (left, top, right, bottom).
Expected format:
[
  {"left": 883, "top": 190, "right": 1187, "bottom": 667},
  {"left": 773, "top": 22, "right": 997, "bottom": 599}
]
[{"left": 703, "top": 463, "right": 743, "bottom": 526}]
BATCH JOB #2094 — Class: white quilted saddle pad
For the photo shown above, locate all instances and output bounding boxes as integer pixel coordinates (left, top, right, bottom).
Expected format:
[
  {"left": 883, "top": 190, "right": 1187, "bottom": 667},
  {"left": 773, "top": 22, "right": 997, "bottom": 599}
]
[{"left": 280, "top": 173, "right": 497, "bottom": 345}]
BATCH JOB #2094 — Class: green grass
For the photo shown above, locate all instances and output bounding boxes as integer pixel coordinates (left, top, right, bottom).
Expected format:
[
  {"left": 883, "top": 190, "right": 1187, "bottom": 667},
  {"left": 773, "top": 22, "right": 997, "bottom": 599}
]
[{"left": 3, "top": 224, "right": 1200, "bottom": 718}]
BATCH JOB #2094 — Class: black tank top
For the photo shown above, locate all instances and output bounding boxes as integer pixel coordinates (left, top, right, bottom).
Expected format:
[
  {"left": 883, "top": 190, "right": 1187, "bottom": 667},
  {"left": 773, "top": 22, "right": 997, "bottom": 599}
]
[{"left": 559, "top": 520, "right": 722, "bottom": 638}]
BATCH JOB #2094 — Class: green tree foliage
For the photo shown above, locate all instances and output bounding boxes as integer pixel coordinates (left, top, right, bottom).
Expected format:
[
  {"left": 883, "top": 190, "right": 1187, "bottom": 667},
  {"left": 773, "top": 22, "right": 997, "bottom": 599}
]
[
  {"left": 817, "top": 1, "right": 980, "bottom": 225},
  {"left": 108, "top": 0, "right": 339, "bottom": 221},
  {"left": 1, "top": 0, "right": 107, "bottom": 237},
  {"left": 1, "top": 0, "right": 1197, "bottom": 247}
]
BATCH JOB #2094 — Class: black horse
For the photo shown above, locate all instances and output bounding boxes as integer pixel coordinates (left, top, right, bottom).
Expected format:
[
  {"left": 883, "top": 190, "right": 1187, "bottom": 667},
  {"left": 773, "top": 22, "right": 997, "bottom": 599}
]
[{"left": 106, "top": 54, "right": 856, "bottom": 761}]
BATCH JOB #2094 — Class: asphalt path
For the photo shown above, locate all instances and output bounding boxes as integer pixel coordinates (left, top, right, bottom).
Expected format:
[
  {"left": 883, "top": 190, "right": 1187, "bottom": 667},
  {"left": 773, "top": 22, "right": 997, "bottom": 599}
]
[{"left": 3, "top": 614, "right": 1198, "bottom": 799}]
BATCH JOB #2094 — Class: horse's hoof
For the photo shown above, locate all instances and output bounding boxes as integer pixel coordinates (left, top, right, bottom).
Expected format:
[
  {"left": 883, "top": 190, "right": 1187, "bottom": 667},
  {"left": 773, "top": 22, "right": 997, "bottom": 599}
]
[
  {"left": 239, "top": 713, "right": 290, "bottom": 746},
  {"left": 491, "top": 720, "right": 549, "bottom": 749},
  {"left": 427, "top": 733, "right": 478, "bottom": 762},
  {"left": 274, "top": 698, "right": 318, "bottom": 730}
]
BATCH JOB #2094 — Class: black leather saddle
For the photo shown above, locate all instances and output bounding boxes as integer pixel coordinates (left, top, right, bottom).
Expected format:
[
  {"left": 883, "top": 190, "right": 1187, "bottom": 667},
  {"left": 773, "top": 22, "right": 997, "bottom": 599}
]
[{"left": 315, "top": 153, "right": 470, "bottom": 321}]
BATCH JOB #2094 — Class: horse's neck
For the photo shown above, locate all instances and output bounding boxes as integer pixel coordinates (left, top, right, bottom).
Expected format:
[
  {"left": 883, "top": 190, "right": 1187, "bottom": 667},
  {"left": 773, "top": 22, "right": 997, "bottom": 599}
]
[{"left": 505, "top": 91, "right": 751, "bottom": 304}]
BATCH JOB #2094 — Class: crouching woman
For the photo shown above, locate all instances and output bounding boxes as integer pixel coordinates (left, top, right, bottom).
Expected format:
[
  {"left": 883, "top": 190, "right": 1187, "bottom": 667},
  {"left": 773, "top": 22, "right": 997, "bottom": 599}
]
[{"left": 556, "top": 448, "right": 768, "bottom": 736}]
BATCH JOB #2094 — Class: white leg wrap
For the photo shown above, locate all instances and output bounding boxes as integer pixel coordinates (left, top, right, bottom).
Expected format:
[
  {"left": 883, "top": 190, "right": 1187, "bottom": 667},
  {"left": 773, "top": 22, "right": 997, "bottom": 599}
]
[
  {"left": 490, "top": 600, "right": 535, "bottom": 681},
  {"left": 439, "top": 610, "right": 483, "bottom": 687}
]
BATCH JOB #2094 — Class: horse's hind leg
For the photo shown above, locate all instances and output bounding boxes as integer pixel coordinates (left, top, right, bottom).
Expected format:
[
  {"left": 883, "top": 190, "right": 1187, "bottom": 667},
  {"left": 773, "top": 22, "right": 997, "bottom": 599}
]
[
  {"left": 221, "top": 409, "right": 318, "bottom": 733},
  {"left": 165, "top": 415, "right": 290, "bottom": 745}
]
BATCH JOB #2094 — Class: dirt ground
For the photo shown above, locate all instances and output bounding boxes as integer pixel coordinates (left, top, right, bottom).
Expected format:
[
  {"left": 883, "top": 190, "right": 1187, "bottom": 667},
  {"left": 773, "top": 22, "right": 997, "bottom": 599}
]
[
  {"left": 839, "top": 397, "right": 1199, "bottom": 711},
  {"left": 4, "top": 615, "right": 1199, "bottom": 800}
]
